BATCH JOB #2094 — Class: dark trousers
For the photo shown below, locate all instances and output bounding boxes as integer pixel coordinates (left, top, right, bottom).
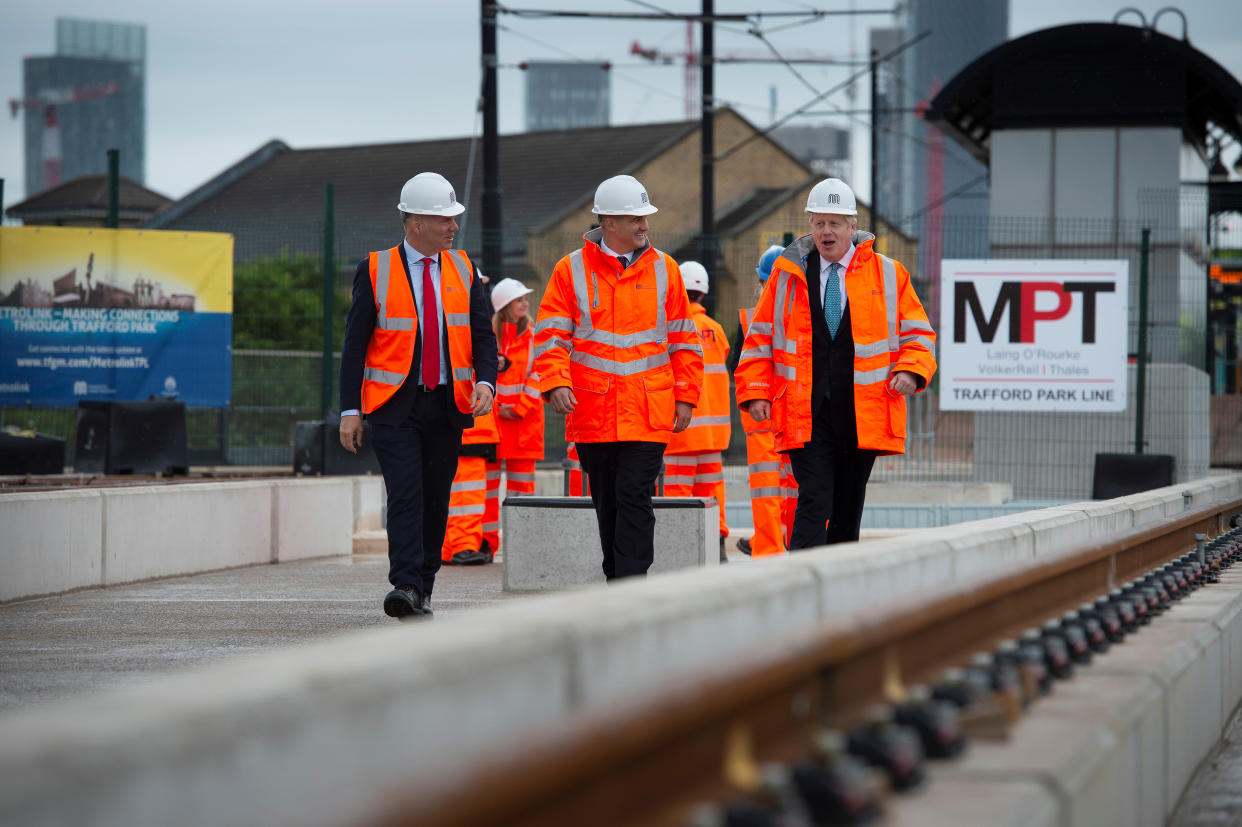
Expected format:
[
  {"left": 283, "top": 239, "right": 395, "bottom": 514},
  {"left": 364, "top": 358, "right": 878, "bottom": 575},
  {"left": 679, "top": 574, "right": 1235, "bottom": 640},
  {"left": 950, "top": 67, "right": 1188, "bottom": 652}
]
[
  {"left": 787, "top": 402, "right": 877, "bottom": 549},
  {"left": 576, "top": 441, "right": 666, "bottom": 579},
  {"left": 370, "top": 387, "right": 463, "bottom": 596}
]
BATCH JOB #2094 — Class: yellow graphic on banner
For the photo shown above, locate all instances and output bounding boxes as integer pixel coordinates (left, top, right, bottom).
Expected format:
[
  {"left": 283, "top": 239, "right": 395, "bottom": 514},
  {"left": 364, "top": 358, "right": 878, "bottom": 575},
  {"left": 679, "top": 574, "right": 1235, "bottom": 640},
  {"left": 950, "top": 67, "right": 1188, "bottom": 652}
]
[{"left": 0, "top": 226, "right": 233, "bottom": 314}]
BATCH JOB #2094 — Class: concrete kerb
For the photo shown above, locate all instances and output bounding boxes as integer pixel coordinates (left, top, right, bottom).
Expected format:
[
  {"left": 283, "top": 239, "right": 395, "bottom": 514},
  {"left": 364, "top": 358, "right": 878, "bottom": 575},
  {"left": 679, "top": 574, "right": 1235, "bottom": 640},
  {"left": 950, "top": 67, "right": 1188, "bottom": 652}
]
[
  {"left": 0, "top": 489, "right": 103, "bottom": 602},
  {"left": 886, "top": 777, "right": 1061, "bottom": 827},
  {"left": 271, "top": 478, "right": 355, "bottom": 562},
  {"left": 0, "top": 620, "right": 577, "bottom": 827}
]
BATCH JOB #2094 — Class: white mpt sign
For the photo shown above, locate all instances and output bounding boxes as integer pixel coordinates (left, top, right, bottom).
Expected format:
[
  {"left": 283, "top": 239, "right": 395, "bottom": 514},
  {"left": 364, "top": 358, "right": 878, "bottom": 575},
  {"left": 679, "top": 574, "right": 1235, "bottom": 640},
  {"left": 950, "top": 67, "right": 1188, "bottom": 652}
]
[{"left": 939, "top": 260, "right": 1129, "bottom": 412}]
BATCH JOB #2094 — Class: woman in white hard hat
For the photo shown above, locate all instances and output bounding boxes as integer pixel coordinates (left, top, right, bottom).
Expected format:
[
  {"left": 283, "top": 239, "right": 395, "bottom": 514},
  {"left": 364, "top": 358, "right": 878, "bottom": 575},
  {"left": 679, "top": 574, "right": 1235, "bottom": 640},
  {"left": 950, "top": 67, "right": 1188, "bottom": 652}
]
[{"left": 483, "top": 278, "right": 546, "bottom": 556}]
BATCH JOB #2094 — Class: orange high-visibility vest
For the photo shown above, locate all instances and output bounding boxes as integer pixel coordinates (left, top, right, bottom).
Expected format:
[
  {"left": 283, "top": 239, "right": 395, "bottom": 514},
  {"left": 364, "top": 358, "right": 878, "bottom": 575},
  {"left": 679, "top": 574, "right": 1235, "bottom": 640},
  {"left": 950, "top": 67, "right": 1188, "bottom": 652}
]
[
  {"left": 666, "top": 302, "right": 731, "bottom": 455},
  {"left": 361, "top": 246, "right": 477, "bottom": 416},
  {"left": 495, "top": 321, "right": 545, "bottom": 460},
  {"left": 534, "top": 228, "right": 704, "bottom": 444},
  {"left": 734, "top": 233, "right": 936, "bottom": 455}
]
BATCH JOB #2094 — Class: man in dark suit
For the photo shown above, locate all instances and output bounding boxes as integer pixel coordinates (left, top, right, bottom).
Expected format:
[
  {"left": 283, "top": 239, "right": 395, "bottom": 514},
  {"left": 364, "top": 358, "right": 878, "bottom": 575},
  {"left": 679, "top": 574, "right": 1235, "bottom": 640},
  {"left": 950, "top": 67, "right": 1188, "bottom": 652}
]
[{"left": 339, "top": 172, "right": 498, "bottom": 619}]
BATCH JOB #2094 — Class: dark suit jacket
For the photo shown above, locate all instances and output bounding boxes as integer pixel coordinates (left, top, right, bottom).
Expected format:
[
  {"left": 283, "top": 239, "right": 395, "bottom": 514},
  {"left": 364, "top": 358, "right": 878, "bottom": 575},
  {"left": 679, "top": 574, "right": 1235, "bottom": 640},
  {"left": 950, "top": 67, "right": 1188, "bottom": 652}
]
[
  {"left": 339, "top": 244, "right": 498, "bottom": 429},
  {"left": 804, "top": 253, "right": 858, "bottom": 446}
]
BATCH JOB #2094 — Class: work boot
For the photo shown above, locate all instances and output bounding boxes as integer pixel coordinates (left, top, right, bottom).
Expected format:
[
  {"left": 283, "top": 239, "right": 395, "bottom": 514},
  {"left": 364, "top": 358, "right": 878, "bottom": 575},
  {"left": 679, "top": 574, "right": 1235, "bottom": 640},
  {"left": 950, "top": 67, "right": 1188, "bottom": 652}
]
[
  {"left": 719, "top": 535, "right": 729, "bottom": 564},
  {"left": 737, "top": 537, "right": 753, "bottom": 556}
]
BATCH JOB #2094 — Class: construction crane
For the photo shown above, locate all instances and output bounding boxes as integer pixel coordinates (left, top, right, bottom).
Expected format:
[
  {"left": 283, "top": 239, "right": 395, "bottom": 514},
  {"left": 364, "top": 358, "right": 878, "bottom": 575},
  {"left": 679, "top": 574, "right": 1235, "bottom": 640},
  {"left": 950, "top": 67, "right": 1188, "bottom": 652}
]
[
  {"left": 7, "top": 81, "right": 119, "bottom": 190},
  {"left": 631, "top": 23, "right": 863, "bottom": 119}
]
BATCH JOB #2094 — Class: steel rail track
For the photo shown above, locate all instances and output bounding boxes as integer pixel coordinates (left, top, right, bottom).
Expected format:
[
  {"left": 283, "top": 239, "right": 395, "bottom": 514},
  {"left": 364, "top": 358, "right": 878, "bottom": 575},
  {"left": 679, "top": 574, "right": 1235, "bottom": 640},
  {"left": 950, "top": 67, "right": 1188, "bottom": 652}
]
[{"left": 366, "top": 497, "right": 1242, "bottom": 827}]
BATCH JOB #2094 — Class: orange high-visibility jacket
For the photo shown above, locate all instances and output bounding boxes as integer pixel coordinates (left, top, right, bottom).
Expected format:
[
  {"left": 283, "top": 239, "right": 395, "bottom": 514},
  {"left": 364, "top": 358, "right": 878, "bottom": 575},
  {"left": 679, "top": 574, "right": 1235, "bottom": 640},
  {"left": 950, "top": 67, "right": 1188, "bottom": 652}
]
[
  {"left": 496, "top": 321, "right": 544, "bottom": 460},
  {"left": 734, "top": 232, "right": 936, "bottom": 455},
  {"left": 361, "top": 246, "right": 477, "bottom": 416},
  {"left": 462, "top": 408, "right": 500, "bottom": 446},
  {"left": 736, "top": 306, "right": 772, "bottom": 437},
  {"left": 666, "top": 301, "right": 731, "bottom": 454},
  {"left": 534, "top": 228, "right": 704, "bottom": 444}
]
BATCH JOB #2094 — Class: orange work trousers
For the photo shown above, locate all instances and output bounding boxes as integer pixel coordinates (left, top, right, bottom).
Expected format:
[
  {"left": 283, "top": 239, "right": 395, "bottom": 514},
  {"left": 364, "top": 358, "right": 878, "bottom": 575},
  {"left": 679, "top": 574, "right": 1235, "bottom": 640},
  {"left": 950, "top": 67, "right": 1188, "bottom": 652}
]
[
  {"left": 745, "top": 429, "right": 797, "bottom": 557},
  {"left": 442, "top": 456, "right": 488, "bottom": 560},
  {"left": 483, "top": 458, "right": 536, "bottom": 555},
  {"left": 663, "top": 451, "right": 729, "bottom": 539}
]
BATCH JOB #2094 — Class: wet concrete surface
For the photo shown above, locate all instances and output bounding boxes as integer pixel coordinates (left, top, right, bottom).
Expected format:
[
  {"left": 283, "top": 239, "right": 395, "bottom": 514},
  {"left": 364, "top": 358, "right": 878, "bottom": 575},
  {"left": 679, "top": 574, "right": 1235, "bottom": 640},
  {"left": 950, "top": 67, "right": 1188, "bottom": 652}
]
[
  {"left": 1169, "top": 702, "right": 1242, "bottom": 826},
  {"left": 0, "top": 554, "right": 526, "bottom": 713}
]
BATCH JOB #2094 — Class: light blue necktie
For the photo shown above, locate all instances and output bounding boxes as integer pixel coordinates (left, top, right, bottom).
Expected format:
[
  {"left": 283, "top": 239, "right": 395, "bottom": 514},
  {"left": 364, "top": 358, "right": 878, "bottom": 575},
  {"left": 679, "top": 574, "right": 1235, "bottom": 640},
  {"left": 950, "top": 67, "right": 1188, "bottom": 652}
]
[{"left": 824, "top": 262, "right": 842, "bottom": 338}]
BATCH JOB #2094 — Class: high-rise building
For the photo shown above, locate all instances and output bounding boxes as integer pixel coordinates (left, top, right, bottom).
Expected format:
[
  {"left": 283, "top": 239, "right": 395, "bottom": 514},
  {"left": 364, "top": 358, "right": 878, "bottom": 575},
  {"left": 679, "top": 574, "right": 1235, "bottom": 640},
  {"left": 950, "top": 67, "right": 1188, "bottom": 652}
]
[
  {"left": 525, "top": 61, "right": 610, "bottom": 132},
  {"left": 19, "top": 18, "right": 145, "bottom": 197},
  {"left": 771, "top": 124, "right": 851, "bottom": 181}
]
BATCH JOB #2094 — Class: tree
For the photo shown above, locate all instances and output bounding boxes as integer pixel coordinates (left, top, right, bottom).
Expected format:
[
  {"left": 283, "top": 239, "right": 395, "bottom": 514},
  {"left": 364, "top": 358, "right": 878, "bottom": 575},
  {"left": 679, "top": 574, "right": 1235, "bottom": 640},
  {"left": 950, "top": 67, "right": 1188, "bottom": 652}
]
[{"left": 233, "top": 254, "right": 350, "bottom": 351}]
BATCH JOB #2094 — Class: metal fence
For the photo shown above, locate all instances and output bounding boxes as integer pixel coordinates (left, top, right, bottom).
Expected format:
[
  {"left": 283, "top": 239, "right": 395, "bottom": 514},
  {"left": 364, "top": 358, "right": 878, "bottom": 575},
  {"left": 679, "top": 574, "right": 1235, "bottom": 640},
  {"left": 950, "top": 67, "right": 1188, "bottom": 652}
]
[{"left": 3, "top": 192, "right": 1227, "bottom": 500}]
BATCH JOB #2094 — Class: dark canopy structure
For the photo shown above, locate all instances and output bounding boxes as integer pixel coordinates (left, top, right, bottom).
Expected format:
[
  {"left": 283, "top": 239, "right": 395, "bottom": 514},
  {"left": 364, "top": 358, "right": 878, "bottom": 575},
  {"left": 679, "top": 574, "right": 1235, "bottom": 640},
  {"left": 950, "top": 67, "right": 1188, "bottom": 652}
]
[{"left": 924, "top": 22, "right": 1242, "bottom": 165}]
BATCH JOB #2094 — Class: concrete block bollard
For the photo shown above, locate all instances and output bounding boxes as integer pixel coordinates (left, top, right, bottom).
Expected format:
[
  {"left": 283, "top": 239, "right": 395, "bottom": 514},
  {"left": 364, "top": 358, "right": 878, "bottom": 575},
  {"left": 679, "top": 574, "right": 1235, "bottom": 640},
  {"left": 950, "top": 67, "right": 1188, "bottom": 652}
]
[{"left": 502, "top": 496, "right": 719, "bottom": 591}]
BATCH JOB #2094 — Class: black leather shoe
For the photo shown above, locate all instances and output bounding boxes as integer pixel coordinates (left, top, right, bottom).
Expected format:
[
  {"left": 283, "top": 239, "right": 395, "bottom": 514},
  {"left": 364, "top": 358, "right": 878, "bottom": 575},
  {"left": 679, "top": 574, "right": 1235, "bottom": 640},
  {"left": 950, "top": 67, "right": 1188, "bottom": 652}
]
[
  {"left": 422, "top": 594, "right": 434, "bottom": 617},
  {"left": 383, "top": 586, "right": 424, "bottom": 619},
  {"left": 737, "top": 537, "right": 752, "bottom": 556},
  {"left": 455, "top": 549, "right": 493, "bottom": 566},
  {"left": 448, "top": 549, "right": 480, "bottom": 566}
]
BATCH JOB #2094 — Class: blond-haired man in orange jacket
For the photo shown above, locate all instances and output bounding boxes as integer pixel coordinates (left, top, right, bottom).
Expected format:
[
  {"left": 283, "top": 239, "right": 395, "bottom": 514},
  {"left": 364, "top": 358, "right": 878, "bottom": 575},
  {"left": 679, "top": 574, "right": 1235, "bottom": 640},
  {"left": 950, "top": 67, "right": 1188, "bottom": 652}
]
[
  {"left": 534, "top": 175, "right": 704, "bottom": 580},
  {"left": 735, "top": 178, "right": 936, "bottom": 548}
]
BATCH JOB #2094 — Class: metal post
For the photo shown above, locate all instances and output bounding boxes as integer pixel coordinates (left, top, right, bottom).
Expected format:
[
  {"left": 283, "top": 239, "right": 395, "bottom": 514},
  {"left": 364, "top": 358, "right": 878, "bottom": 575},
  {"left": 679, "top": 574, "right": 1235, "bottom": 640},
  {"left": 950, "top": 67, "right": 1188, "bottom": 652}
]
[
  {"left": 0, "top": 178, "right": 5, "bottom": 222},
  {"left": 321, "top": 182, "right": 336, "bottom": 420},
  {"left": 869, "top": 49, "right": 879, "bottom": 239},
  {"left": 1135, "top": 228, "right": 1151, "bottom": 454},
  {"left": 106, "top": 149, "right": 119, "bottom": 228},
  {"left": 481, "top": 1, "right": 502, "bottom": 276},
  {"left": 700, "top": 0, "right": 716, "bottom": 316}
]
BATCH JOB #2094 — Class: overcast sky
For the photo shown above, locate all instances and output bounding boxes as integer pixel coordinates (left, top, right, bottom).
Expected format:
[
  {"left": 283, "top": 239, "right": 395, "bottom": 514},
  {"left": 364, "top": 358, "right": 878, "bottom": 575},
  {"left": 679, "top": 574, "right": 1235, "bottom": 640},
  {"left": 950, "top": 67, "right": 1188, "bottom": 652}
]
[{"left": 2, "top": 0, "right": 1241, "bottom": 207}]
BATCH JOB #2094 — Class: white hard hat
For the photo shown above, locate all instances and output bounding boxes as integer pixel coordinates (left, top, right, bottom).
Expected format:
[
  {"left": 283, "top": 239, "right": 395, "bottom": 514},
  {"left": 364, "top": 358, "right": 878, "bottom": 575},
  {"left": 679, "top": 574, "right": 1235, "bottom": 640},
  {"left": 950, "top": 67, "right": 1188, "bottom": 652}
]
[
  {"left": 805, "top": 178, "right": 858, "bottom": 216},
  {"left": 398, "top": 172, "right": 465, "bottom": 216},
  {"left": 592, "top": 174, "right": 658, "bottom": 216},
  {"left": 490, "top": 277, "right": 533, "bottom": 314},
  {"left": 679, "top": 261, "right": 709, "bottom": 295}
]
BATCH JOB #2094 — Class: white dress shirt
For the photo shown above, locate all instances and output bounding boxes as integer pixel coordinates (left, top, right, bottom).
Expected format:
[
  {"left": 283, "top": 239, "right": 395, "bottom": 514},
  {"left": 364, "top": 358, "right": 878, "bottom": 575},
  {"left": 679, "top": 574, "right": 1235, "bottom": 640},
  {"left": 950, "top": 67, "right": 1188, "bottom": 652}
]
[
  {"left": 818, "top": 244, "right": 856, "bottom": 318},
  {"left": 599, "top": 238, "right": 636, "bottom": 268}
]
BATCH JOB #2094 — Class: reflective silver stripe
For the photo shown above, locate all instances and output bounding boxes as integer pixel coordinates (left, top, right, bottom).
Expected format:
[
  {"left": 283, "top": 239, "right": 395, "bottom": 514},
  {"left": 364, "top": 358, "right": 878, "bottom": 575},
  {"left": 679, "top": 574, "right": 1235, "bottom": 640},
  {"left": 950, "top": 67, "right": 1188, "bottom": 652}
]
[
  {"left": 507, "top": 472, "right": 535, "bottom": 483},
  {"left": 900, "top": 319, "right": 933, "bottom": 334},
  {"left": 453, "top": 367, "right": 473, "bottom": 381},
  {"left": 566, "top": 460, "right": 581, "bottom": 471},
  {"left": 900, "top": 334, "right": 935, "bottom": 351},
  {"left": 576, "top": 327, "right": 662, "bottom": 348},
  {"left": 451, "top": 479, "right": 487, "bottom": 493},
  {"left": 697, "top": 471, "right": 725, "bottom": 483},
  {"left": 376, "top": 316, "right": 413, "bottom": 331},
  {"left": 688, "top": 415, "right": 731, "bottom": 426},
  {"left": 704, "top": 363, "right": 728, "bottom": 374},
  {"left": 739, "top": 346, "right": 772, "bottom": 360},
  {"left": 363, "top": 367, "right": 404, "bottom": 385},
  {"left": 774, "top": 339, "right": 797, "bottom": 356},
  {"left": 700, "top": 452, "right": 722, "bottom": 463},
  {"left": 523, "top": 386, "right": 541, "bottom": 399},
  {"left": 535, "top": 317, "right": 575, "bottom": 334},
  {"left": 749, "top": 461, "right": 783, "bottom": 474},
  {"left": 664, "top": 474, "right": 696, "bottom": 485},
  {"left": 483, "top": 520, "right": 499, "bottom": 530},
  {"left": 569, "top": 250, "right": 594, "bottom": 336},
  {"left": 571, "top": 350, "right": 671, "bottom": 375},
  {"left": 775, "top": 363, "right": 798, "bottom": 380},
  {"left": 445, "top": 313, "right": 469, "bottom": 326},
  {"left": 496, "top": 383, "right": 525, "bottom": 395},
  {"left": 772, "top": 270, "right": 790, "bottom": 355},
  {"left": 486, "top": 469, "right": 501, "bottom": 481},
  {"left": 375, "top": 251, "right": 391, "bottom": 326},
  {"left": 880, "top": 254, "right": 898, "bottom": 355},
  {"left": 667, "top": 318, "right": 697, "bottom": 333},
  {"left": 750, "top": 486, "right": 783, "bottom": 498},
  {"left": 668, "top": 342, "right": 703, "bottom": 355},
  {"left": 854, "top": 339, "right": 893, "bottom": 359},
  {"left": 447, "top": 504, "right": 486, "bottom": 516},
  {"left": 854, "top": 366, "right": 891, "bottom": 385},
  {"left": 653, "top": 253, "right": 668, "bottom": 341},
  {"left": 444, "top": 250, "right": 471, "bottom": 283},
  {"left": 535, "top": 338, "right": 572, "bottom": 357},
  {"left": 747, "top": 321, "right": 773, "bottom": 336}
]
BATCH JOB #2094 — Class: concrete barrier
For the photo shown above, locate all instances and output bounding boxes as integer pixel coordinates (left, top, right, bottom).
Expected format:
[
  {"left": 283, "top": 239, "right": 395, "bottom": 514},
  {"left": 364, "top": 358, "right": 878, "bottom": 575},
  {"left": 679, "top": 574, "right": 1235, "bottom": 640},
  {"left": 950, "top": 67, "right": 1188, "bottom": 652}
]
[
  {"left": 502, "top": 496, "right": 719, "bottom": 591},
  {"left": 0, "top": 476, "right": 373, "bottom": 602},
  {"left": 2, "top": 475, "right": 1242, "bottom": 826}
]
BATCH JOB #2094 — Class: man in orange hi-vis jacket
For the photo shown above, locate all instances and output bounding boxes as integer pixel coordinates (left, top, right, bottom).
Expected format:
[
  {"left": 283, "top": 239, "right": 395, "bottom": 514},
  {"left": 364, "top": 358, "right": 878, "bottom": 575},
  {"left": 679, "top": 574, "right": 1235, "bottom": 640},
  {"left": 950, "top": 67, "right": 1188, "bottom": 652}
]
[
  {"left": 534, "top": 175, "right": 704, "bottom": 580},
  {"left": 662, "top": 260, "right": 731, "bottom": 563},
  {"left": 735, "top": 178, "right": 936, "bottom": 549}
]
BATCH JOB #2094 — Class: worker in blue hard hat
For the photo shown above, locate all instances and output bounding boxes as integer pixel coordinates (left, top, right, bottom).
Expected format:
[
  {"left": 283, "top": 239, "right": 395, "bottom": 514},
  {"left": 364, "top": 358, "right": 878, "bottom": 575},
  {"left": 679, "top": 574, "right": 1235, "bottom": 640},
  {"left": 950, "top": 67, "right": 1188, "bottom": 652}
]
[{"left": 728, "top": 244, "right": 797, "bottom": 557}]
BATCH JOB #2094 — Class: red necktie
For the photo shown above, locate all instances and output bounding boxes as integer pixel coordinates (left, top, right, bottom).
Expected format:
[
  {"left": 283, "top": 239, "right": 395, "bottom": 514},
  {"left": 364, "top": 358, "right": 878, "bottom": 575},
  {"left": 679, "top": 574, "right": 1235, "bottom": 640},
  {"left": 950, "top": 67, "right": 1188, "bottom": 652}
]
[{"left": 420, "top": 257, "right": 439, "bottom": 388}]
